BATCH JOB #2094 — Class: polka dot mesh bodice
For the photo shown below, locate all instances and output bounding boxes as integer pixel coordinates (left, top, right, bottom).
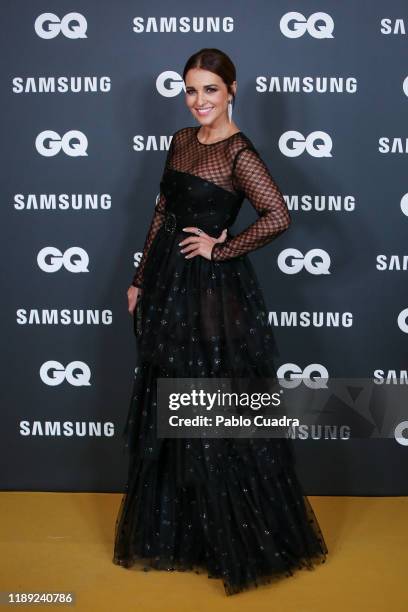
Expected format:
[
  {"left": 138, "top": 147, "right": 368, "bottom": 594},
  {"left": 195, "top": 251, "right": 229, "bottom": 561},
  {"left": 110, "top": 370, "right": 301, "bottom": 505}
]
[{"left": 132, "top": 126, "right": 291, "bottom": 288}]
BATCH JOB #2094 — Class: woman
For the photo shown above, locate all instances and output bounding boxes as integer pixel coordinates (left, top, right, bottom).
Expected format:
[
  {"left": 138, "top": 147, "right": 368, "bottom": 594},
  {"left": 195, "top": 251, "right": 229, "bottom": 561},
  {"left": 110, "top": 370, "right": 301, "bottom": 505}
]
[{"left": 113, "top": 48, "right": 328, "bottom": 596}]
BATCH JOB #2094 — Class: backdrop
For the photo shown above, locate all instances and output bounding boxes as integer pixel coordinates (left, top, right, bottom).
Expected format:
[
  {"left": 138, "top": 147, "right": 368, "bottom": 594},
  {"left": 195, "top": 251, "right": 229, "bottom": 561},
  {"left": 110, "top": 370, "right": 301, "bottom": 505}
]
[{"left": 1, "top": 0, "right": 407, "bottom": 494}]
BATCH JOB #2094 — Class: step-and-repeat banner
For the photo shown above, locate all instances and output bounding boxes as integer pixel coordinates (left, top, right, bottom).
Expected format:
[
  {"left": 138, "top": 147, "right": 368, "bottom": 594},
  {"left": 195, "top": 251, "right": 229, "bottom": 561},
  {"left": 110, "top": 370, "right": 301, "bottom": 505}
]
[{"left": 2, "top": 1, "right": 407, "bottom": 494}]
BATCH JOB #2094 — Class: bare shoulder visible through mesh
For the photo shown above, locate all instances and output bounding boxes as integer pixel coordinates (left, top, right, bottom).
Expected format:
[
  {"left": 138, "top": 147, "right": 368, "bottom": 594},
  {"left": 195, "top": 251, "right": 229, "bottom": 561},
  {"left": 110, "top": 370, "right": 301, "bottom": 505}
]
[{"left": 168, "top": 126, "right": 251, "bottom": 194}]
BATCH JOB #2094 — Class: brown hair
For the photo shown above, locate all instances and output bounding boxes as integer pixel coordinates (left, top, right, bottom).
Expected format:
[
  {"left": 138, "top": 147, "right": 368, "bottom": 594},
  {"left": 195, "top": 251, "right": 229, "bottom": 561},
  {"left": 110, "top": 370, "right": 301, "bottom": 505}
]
[{"left": 182, "top": 48, "right": 237, "bottom": 108}]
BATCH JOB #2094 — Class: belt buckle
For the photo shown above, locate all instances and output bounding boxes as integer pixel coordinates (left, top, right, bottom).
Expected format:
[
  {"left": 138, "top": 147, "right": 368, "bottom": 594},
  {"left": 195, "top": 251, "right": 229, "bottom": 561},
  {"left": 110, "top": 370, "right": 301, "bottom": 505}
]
[{"left": 164, "top": 211, "right": 177, "bottom": 233}]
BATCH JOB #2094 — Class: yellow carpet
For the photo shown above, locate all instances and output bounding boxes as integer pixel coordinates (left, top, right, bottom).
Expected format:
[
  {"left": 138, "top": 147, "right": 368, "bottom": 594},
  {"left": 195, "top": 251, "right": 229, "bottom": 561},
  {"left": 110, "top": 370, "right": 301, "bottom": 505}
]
[{"left": 0, "top": 493, "right": 406, "bottom": 611}]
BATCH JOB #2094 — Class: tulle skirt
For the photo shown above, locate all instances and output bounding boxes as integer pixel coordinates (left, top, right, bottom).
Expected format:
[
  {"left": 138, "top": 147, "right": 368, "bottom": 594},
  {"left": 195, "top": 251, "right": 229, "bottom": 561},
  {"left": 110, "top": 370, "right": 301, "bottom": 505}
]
[{"left": 113, "top": 226, "right": 328, "bottom": 595}]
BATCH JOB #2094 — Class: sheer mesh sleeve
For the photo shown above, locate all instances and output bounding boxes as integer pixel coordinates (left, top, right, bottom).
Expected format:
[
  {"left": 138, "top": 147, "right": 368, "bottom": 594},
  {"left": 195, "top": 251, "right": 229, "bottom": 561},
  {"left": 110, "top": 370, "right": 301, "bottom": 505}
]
[
  {"left": 131, "top": 193, "right": 166, "bottom": 288},
  {"left": 131, "top": 134, "right": 176, "bottom": 289},
  {"left": 211, "top": 146, "right": 291, "bottom": 262}
]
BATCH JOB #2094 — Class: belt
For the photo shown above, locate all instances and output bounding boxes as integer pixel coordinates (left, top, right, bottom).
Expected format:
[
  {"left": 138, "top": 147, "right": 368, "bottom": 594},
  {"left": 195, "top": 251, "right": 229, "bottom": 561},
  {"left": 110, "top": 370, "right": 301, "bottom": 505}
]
[
  {"left": 163, "top": 210, "right": 232, "bottom": 235},
  {"left": 163, "top": 211, "right": 177, "bottom": 233}
]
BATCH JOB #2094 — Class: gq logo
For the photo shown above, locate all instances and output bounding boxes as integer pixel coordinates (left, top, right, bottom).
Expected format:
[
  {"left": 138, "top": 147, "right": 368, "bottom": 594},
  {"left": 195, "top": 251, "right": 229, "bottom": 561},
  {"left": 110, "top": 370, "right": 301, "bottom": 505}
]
[
  {"left": 401, "top": 193, "right": 408, "bottom": 216},
  {"left": 277, "top": 363, "right": 329, "bottom": 388},
  {"left": 280, "top": 12, "right": 334, "bottom": 39},
  {"left": 397, "top": 308, "right": 408, "bottom": 333},
  {"left": 156, "top": 71, "right": 186, "bottom": 97},
  {"left": 36, "top": 131, "right": 88, "bottom": 157},
  {"left": 279, "top": 131, "right": 333, "bottom": 157},
  {"left": 40, "top": 361, "right": 91, "bottom": 386},
  {"left": 37, "top": 247, "right": 89, "bottom": 274},
  {"left": 34, "top": 13, "right": 87, "bottom": 39},
  {"left": 394, "top": 421, "right": 408, "bottom": 446},
  {"left": 277, "top": 249, "right": 331, "bottom": 275}
]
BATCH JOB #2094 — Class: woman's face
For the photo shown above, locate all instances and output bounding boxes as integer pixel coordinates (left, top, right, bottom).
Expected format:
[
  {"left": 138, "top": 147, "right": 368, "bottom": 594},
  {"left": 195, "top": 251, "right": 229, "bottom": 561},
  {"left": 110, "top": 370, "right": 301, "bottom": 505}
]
[{"left": 184, "top": 68, "right": 236, "bottom": 126}]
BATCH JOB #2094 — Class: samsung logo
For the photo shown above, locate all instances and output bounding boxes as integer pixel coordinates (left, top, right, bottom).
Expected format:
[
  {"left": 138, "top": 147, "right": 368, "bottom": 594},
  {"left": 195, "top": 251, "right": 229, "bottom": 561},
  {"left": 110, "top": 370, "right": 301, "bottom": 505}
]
[
  {"left": 380, "top": 18, "right": 408, "bottom": 35},
  {"left": 12, "top": 76, "right": 111, "bottom": 93},
  {"left": 256, "top": 76, "right": 357, "bottom": 93},
  {"left": 16, "top": 309, "right": 113, "bottom": 325},
  {"left": 133, "top": 135, "right": 173, "bottom": 152},
  {"left": 286, "top": 195, "right": 355, "bottom": 212},
  {"left": 269, "top": 312, "right": 353, "bottom": 327},
  {"left": 376, "top": 255, "right": 408, "bottom": 271},
  {"left": 287, "top": 425, "right": 351, "bottom": 440},
  {"left": 379, "top": 137, "right": 408, "bottom": 153},
  {"left": 373, "top": 370, "right": 408, "bottom": 384},
  {"left": 132, "top": 16, "right": 234, "bottom": 33},
  {"left": 13, "top": 194, "right": 112, "bottom": 211},
  {"left": 20, "top": 420, "right": 115, "bottom": 438}
]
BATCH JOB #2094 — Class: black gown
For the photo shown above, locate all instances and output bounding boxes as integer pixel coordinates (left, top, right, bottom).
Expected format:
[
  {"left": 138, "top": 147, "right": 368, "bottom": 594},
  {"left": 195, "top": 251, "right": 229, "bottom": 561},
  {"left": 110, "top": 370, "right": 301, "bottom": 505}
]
[{"left": 113, "top": 126, "right": 328, "bottom": 595}]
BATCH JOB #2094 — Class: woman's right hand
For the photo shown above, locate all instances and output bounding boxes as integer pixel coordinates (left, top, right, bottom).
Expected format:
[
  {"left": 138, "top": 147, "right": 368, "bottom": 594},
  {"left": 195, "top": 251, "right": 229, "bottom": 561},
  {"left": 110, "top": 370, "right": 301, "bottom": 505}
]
[{"left": 127, "top": 285, "right": 141, "bottom": 315}]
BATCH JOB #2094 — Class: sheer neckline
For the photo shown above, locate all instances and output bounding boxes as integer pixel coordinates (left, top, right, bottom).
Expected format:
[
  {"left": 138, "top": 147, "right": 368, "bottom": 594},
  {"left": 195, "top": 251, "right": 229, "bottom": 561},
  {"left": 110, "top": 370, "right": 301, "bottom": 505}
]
[{"left": 195, "top": 125, "right": 242, "bottom": 146}]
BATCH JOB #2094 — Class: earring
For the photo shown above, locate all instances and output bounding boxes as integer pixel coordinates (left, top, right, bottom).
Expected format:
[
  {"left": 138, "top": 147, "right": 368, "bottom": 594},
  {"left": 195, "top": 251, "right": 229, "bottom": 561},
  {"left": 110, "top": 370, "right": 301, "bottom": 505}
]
[{"left": 228, "top": 99, "right": 233, "bottom": 123}]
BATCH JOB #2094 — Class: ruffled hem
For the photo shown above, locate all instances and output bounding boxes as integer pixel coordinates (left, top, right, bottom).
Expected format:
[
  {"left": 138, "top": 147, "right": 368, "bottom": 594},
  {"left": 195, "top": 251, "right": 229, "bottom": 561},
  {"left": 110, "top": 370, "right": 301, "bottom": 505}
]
[
  {"left": 114, "top": 391, "right": 328, "bottom": 595},
  {"left": 113, "top": 542, "right": 327, "bottom": 596}
]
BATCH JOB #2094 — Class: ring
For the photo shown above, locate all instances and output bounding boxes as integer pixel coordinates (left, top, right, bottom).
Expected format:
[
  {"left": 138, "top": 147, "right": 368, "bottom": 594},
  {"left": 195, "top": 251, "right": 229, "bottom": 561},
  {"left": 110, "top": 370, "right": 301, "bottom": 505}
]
[{"left": 196, "top": 228, "right": 202, "bottom": 235}]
